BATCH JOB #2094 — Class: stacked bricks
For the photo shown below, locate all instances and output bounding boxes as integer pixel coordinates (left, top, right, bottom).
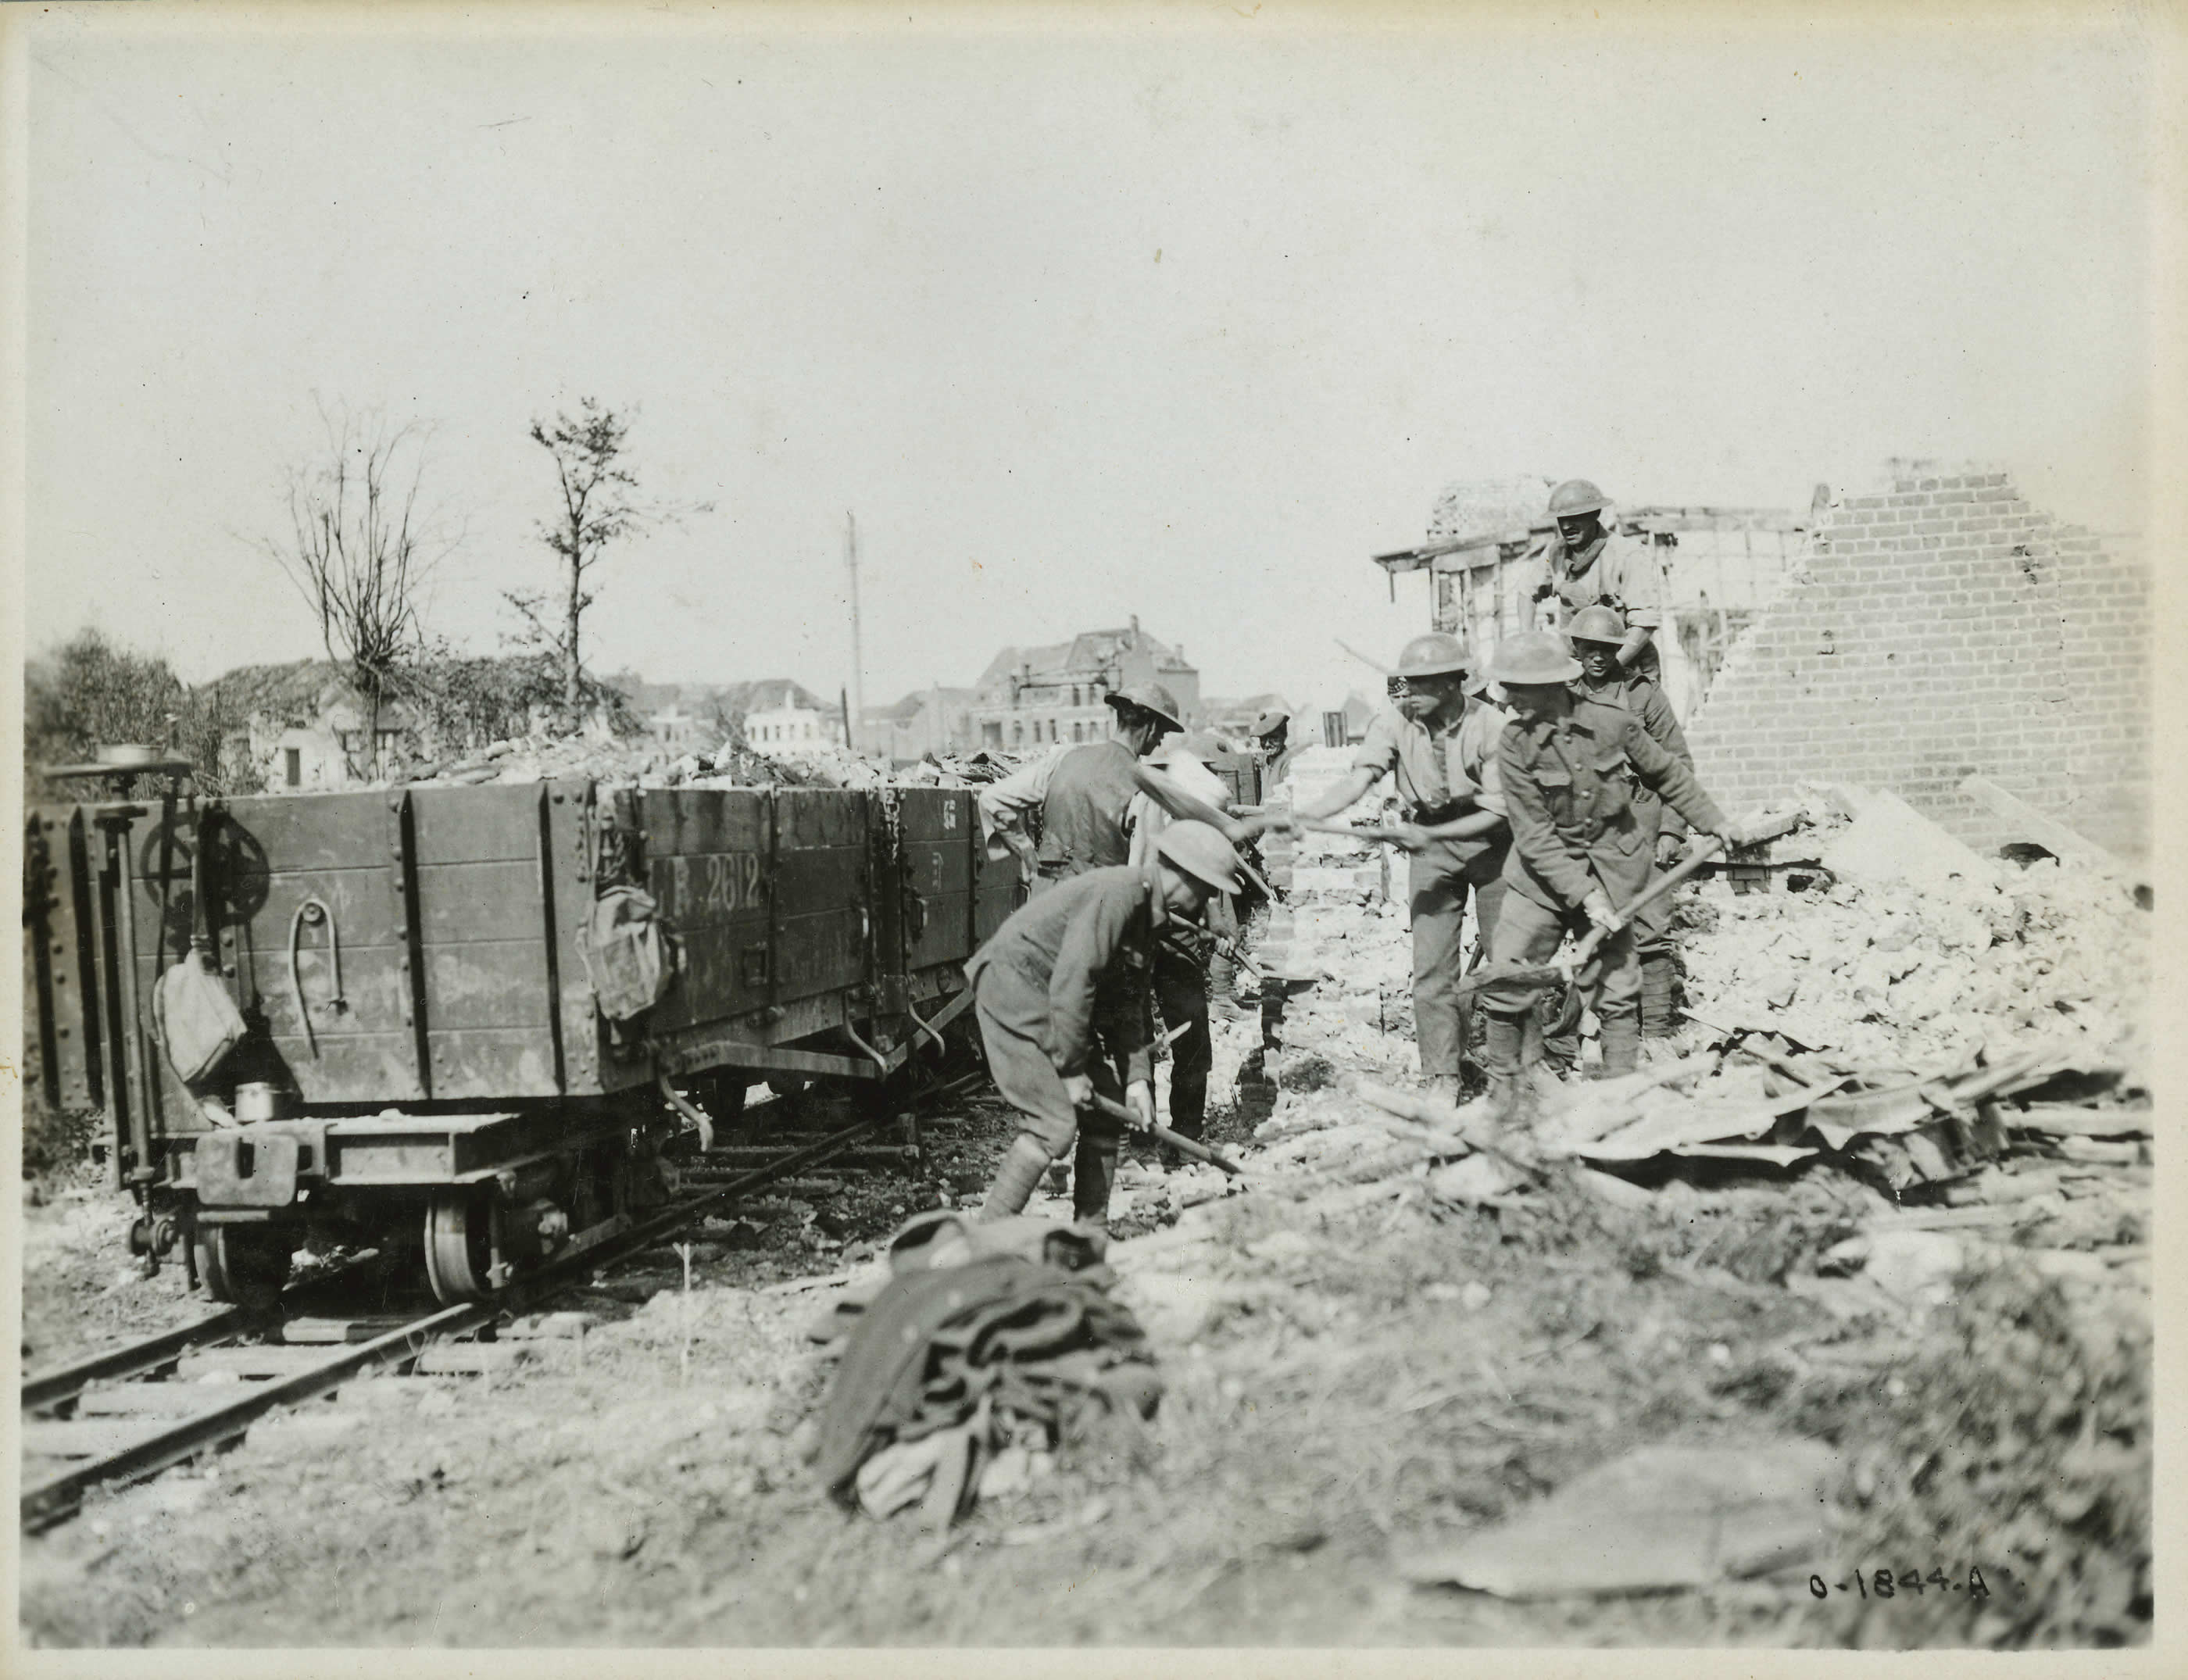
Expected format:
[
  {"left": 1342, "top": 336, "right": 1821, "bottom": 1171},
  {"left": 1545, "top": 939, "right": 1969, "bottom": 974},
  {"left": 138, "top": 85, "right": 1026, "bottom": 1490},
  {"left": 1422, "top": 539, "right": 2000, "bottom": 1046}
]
[{"left": 1684, "top": 463, "right": 2150, "bottom": 861}]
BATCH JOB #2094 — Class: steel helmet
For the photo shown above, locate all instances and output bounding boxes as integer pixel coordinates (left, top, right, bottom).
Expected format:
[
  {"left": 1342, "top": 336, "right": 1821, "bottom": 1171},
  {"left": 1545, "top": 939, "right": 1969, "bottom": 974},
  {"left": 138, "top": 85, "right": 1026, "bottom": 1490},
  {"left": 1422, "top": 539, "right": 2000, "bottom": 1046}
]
[
  {"left": 1148, "top": 729, "right": 1221, "bottom": 767},
  {"left": 1567, "top": 605, "right": 1627, "bottom": 645},
  {"left": 1395, "top": 631, "right": 1472, "bottom": 680},
  {"left": 1491, "top": 630, "right": 1583, "bottom": 687},
  {"left": 1156, "top": 820, "right": 1244, "bottom": 895},
  {"left": 1105, "top": 681, "right": 1184, "bottom": 733},
  {"left": 1250, "top": 704, "right": 1291, "bottom": 738},
  {"left": 1547, "top": 478, "right": 1607, "bottom": 520}
]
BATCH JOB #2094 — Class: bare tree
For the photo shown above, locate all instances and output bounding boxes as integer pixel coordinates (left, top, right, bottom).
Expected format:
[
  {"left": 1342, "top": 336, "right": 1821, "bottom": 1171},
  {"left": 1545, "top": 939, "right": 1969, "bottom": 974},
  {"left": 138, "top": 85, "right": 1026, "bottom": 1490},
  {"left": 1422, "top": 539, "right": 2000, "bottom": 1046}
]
[
  {"left": 519, "top": 399, "right": 707, "bottom": 712},
  {"left": 263, "top": 402, "right": 456, "bottom": 776}
]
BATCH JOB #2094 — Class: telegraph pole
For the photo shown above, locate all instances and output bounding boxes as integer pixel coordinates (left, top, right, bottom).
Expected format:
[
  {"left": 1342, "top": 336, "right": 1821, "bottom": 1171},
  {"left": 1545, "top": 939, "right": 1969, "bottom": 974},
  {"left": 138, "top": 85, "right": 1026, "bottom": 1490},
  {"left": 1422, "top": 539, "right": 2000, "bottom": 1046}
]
[{"left": 845, "top": 511, "right": 866, "bottom": 746}]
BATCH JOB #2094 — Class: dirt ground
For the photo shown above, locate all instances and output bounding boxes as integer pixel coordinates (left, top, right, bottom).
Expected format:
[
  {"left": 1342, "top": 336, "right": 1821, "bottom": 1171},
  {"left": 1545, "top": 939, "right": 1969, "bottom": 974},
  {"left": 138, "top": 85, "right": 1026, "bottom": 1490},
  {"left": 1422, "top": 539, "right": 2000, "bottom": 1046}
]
[{"left": 16, "top": 806, "right": 2153, "bottom": 1651}]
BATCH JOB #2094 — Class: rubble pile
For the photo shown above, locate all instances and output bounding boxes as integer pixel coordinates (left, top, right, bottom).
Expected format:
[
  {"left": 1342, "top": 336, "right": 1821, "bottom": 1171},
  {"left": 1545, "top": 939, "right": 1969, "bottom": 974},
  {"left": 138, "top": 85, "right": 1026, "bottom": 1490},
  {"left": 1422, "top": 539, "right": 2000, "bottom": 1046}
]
[
  {"left": 387, "top": 733, "right": 1014, "bottom": 794},
  {"left": 1681, "top": 785, "right": 2148, "bottom": 1071}
]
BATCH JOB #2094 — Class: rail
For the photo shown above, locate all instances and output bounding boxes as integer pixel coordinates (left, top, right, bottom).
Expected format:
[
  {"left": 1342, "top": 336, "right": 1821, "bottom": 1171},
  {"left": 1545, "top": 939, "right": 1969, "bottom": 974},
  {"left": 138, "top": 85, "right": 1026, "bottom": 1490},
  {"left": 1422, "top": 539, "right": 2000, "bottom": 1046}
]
[{"left": 21, "top": 1100, "right": 913, "bottom": 1532}]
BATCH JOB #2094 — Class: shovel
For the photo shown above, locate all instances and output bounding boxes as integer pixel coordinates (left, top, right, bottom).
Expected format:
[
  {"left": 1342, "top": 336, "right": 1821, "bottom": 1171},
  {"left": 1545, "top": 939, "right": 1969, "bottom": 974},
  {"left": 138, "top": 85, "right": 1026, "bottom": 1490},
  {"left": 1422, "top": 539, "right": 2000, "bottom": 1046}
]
[
  {"left": 1078, "top": 1090, "right": 1247, "bottom": 1178},
  {"left": 1457, "top": 836, "right": 1725, "bottom": 1000}
]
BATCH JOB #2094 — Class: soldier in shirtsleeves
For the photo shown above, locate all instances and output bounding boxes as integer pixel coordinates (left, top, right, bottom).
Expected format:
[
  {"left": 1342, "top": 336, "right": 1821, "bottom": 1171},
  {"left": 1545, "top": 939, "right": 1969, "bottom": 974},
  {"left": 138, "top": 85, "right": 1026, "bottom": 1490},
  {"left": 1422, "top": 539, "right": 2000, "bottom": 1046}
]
[
  {"left": 974, "top": 680, "right": 1189, "bottom": 892},
  {"left": 1289, "top": 632, "right": 1512, "bottom": 1103},
  {"left": 1533, "top": 478, "right": 1667, "bottom": 686},
  {"left": 1567, "top": 604, "right": 1695, "bottom": 1038},
  {"left": 964, "top": 822, "right": 1245, "bottom": 1228},
  {"left": 1475, "top": 631, "right": 1744, "bottom": 1121}
]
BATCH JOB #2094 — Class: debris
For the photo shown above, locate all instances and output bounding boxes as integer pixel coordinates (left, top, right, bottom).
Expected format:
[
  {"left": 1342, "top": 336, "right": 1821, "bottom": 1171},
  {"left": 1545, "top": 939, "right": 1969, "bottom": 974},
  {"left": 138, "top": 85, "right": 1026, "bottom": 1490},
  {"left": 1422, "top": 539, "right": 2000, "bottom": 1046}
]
[
  {"left": 1856, "top": 1230, "right": 1965, "bottom": 1306},
  {"left": 1402, "top": 1439, "right": 1839, "bottom": 1598}
]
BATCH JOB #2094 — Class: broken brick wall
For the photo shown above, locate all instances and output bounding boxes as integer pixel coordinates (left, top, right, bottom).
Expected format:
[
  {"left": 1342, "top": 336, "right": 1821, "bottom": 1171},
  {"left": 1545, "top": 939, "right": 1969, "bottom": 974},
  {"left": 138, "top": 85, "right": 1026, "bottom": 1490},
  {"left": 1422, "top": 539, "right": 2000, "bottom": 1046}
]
[{"left": 1684, "top": 465, "right": 2150, "bottom": 860}]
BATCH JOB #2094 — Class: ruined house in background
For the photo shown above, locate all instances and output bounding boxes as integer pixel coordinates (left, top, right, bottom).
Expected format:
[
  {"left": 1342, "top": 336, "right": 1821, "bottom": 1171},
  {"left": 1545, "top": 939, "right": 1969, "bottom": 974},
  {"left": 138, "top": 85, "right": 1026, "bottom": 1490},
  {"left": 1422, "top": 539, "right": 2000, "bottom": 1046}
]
[
  {"left": 1370, "top": 465, "right": 2149, "bottom": 865},
  {"left": 1372, "top": 474, "right": 1818, "bottom": 719},
  {"left": 198, "top": 659, "right": 420, "bottom": 792}
]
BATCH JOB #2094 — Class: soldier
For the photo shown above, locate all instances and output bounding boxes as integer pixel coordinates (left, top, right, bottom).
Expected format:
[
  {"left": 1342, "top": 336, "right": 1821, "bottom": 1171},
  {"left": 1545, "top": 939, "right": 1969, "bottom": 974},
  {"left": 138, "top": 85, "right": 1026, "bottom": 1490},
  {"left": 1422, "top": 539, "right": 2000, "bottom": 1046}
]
[
  {"left": 1567, "top": 604, "right": 1693, "bottom": 1037},
  {"left": 1250, "top": 702, "right": 1296, "bottom": 794},
  {"left": 1129, "top": 734, "right": 1234, "bottom": 1146},
  {"left": 1475, "top": 631, "right": 1742, "bottom": 1113},
  {"left": 967, "top": 821, "right": 1244, "bottom": 1228},
  {"left": 976, "top": 680, "right": 1189, "bottom": 889},
  {"left": 1290, "top": 632, "right": 1512, "bottom": 1103},
  {"left": 1536, "top": 479, "right": 1666, "bottom": 685}
]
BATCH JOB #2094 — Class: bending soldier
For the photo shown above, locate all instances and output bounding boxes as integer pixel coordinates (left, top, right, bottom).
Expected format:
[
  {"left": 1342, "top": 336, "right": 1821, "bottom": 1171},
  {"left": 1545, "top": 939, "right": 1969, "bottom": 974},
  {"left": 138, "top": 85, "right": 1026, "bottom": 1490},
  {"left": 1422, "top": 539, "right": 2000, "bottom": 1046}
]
[
  {"left": 1478, "top": 631, "right": 1741, "bottom": 1113},
  {"left": 967, "top": 822, "right": 1245, "bottom": 1228},
  {"left": 1568, "top": 604, "right": 1693, "bottom": 1037},
  {"left": 1292, "top": 633, "right": 1511, "bottom": 1102}
]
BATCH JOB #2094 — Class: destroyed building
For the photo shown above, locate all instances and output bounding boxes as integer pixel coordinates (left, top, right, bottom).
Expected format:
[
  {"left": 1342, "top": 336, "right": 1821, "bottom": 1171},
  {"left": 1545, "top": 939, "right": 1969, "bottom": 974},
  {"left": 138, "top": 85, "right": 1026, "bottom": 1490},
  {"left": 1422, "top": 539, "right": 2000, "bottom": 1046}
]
[{"left": 1685, "top": 464, "right": 2149, "bottom": 863}]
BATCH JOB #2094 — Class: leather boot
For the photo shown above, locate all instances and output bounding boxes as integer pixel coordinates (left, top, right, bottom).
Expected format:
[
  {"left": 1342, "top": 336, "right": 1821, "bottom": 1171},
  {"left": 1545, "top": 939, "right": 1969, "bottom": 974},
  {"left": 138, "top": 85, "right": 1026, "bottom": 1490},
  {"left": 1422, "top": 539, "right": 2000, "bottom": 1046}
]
[
  {"left": 1640, "top": 955, "right": 1678, "bottom": 1038},
  {"left": 1479, "top": 1013, "right": 1525, "bottom": 1127},
  {"left": 1071, "top": 1133, "right": 1121, "bottom": 1228},
  {"left": 978, "top": 1134, "right": 1055, "bottom": 1221},
  {"left": 1599, "top": 1010, "right": 1641, "bottom": 1078}
]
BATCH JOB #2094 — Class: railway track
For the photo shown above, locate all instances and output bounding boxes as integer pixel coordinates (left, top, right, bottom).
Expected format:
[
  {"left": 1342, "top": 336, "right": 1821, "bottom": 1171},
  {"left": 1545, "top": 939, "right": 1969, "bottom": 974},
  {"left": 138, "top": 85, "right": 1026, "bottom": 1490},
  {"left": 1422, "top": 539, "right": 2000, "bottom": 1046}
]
[{"left": 20, "top": 1077, "right": 988, "bottom": 1532}]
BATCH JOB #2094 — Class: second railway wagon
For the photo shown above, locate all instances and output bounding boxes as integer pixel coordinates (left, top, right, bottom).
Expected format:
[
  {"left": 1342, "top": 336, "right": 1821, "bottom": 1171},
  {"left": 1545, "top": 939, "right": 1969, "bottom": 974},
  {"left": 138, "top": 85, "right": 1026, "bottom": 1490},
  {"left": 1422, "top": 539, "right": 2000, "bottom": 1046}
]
[{"left": 23, "top": 777, "right": 1021, "bottom": 1304}]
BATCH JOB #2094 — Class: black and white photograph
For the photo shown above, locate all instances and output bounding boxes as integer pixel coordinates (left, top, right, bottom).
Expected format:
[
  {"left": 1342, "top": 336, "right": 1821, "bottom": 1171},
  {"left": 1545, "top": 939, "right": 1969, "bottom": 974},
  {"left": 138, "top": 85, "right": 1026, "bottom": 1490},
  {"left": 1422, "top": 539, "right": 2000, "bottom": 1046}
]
[{"left": 5, "top": 1, "right": 2173, "bottom": 1663}]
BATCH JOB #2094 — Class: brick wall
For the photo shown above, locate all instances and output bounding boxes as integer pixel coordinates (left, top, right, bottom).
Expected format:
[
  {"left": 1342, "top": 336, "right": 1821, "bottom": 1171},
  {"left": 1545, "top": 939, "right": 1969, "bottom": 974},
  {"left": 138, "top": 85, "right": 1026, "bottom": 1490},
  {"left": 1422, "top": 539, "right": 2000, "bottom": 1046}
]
[{"left": 1684, "top": 464, "right": 2150, "bottom": 861}]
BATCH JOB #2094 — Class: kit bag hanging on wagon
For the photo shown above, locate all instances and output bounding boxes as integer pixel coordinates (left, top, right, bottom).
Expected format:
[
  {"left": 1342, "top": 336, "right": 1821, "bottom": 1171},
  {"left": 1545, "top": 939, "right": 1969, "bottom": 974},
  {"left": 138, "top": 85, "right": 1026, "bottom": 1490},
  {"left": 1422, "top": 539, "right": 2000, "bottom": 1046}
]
[
  {"left": 580, "top": 883, "right": 681, "bottom": 1024},
  {"left": 151, "top": 951, "right": 247, "bottom": 1086}
]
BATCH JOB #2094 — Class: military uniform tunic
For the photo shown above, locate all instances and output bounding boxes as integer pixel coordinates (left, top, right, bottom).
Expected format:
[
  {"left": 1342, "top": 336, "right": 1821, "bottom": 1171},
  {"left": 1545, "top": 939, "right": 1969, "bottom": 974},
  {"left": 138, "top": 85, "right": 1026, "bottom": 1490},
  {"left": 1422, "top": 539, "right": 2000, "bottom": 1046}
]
[{"left": 1482, "top": 706, "right": 1725, "bottom": 1025}]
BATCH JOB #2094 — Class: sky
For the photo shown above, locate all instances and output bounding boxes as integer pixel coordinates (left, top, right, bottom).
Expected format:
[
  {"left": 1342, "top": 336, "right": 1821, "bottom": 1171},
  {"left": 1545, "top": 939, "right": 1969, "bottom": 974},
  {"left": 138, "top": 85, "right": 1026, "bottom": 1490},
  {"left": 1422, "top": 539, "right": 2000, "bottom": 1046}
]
[{"left": 15, "top": 4, "right": 2161, "bottom": 714}]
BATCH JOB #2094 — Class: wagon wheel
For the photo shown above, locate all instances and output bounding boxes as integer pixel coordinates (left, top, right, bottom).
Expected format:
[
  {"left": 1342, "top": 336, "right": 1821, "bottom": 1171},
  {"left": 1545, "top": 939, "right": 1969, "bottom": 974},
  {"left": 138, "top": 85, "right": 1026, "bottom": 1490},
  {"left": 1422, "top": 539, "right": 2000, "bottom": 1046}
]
[
  {"left": 422, "top": 1187, "right": 495, "bottom": 1304},
  {"left": 195, "top": 1224, "right": 291, "bottom": 1308}
]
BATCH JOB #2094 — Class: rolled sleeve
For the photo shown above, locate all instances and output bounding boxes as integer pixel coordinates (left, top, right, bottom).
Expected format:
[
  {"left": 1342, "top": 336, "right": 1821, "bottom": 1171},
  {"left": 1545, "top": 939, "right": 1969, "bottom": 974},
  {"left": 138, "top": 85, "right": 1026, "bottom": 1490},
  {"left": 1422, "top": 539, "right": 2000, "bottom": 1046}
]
[
  {"left": 1461, "top": 704, "right": 1511, "bottom": 817},
  {"left": 976, "top": 748, "right": 1061, "bottom": 861},
  {"left": 1607, "top": 537, "right": 1663, "bottom": 628},
  {"left": 1349, "top": 709, "right": 1403, "bottom": 781}
]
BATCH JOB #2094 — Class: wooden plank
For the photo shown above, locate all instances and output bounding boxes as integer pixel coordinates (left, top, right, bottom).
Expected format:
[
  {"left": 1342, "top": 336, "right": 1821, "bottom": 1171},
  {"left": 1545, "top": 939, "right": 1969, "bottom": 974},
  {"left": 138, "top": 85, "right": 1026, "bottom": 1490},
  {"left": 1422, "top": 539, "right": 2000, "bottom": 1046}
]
[
  {"left": 635, "top": 788, "right": 769, "bottom": 856},
  {"left": 420, "top": 942, "right": 553, "bottom": 1031},
  {"left": 421, "top": 1028, "right": 563, "bottom": 1100},
  {"left": 219, "top": 864, "right": 408, "bottom": 953},
  {"left": 891, "top": 789, "right": 973, "bottom": 843},
  {"left": 259, "top": 1032, "right": 425, "bottom": 1106},
  {"left": 176, "top": 1346, "right": 353, "bottom": 1380},
  {"left": 774, "top": 910, "right": 865, "bottom": 999},
  {"left": 909, "top": 892, "right": 974, "bottom": 970},
  {"left": 770, "top": 847, "right": 866, "bottom": 914},
  {"left": 2009, "top": 1103, "right": 2152, "bottom": 1138},
  {"left": 238, "top": 942, "right": 412, "bottom": 1039},
  {"left": 650, "top": 924, "right": 768, "bottom": 1028},
  {"left": 280, "top": 1316, "right": 423, "bottom": 1345},
  {"left": 775, "top": 791, "right": 868, "bottom": 849},
  {"left": 74, "top": 1385, "right": 235, "bottom": 1417},
  {"left": 21, "top": 1418, "right": 182, "bottom": 1460},
  {"left": 409, "top": 782, "right": 554, "bottom": 863},
  {"left": 414, "top": 860, "right": 551, "bottom": 942},
  {"left": 219, "top": 793, "right": 408, "bottom": 870},
  {"left": 646, "top": 851, "right": 773, "bottom": 931},
  {"left": 413, "top": 1342, "right": 531, "bottom": 1375},
  {"left": 1959, "top": 775, "right": 2148, "bottom": 888}
]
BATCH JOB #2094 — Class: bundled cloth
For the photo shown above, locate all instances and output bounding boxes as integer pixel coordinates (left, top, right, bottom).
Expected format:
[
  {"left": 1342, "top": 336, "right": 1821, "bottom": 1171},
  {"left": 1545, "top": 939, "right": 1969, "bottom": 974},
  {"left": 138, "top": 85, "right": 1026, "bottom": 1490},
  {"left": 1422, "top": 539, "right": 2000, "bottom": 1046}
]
[{"left": 812, "top": 1212, "right": 1162, "bottom": 1525}]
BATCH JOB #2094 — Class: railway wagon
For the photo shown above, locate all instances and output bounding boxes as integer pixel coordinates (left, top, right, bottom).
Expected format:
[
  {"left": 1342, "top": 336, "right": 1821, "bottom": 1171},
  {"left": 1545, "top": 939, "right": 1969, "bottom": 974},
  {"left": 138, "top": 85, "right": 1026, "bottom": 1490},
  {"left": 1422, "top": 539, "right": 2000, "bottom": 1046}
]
[{"left": 23, "top": 777, "right": 1021, "bottom": 1304}]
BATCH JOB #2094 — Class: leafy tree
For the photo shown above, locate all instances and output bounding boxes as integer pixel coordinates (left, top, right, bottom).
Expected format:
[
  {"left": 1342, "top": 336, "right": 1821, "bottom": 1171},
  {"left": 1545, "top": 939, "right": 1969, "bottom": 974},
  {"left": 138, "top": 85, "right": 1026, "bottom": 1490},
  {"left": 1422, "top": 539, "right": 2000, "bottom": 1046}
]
[{"left": 518, "top": 399, "right": 708, "bottom": 712}]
